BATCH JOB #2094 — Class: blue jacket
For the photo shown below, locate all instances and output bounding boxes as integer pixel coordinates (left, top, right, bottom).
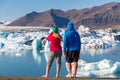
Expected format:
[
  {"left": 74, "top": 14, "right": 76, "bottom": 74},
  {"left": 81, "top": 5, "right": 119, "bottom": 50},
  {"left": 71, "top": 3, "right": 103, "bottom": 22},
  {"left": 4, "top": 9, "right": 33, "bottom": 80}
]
[{"left": 63, "top": 22, "right": 81, "bottom": 53}]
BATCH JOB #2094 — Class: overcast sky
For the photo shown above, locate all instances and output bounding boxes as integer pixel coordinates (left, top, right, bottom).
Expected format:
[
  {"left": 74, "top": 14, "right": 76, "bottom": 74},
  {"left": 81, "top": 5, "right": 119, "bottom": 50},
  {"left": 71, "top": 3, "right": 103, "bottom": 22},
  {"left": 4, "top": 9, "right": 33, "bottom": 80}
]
[{"left": 0, "top": 0, "right": 120, "bottom": 22}]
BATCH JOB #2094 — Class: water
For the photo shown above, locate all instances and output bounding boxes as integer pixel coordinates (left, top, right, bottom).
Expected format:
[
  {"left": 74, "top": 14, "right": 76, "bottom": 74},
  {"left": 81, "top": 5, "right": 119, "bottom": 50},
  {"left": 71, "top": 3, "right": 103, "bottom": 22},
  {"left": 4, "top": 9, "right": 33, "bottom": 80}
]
[
  {"left": 80, "top": 47, "right": 120, "bottom": 63},
  {"left": 0, "top": 47, "right": 120, "bottom": 78},
  {"left": 0, "top": 49, "right": 67, "bottom": 77}
]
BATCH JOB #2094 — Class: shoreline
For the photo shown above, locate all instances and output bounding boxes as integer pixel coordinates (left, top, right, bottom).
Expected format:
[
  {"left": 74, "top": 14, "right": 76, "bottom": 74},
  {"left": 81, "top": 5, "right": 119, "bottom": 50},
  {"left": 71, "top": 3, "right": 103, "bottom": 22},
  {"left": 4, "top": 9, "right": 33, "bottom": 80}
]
[
  {"left": 0, "top": 26, "right": 51, "bottom": 32},
  {"left": 0, "top": 76, "right": 120, "bottom": 80}
]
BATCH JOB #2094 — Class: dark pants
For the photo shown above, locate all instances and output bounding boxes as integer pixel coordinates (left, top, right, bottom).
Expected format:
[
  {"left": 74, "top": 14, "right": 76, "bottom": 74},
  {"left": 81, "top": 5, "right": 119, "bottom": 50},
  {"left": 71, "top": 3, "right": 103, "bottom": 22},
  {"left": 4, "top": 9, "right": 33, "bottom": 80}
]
[{"left": 65, "top": 50, "right": 80, "bottom": 63}]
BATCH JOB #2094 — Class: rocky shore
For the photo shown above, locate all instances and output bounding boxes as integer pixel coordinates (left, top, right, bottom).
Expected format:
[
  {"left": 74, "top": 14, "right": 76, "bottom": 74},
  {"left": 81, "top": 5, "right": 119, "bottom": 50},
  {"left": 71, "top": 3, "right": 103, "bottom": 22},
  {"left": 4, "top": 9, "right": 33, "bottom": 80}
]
[{"left": 0, "top": 76, "right": 120, "bottom": 80}]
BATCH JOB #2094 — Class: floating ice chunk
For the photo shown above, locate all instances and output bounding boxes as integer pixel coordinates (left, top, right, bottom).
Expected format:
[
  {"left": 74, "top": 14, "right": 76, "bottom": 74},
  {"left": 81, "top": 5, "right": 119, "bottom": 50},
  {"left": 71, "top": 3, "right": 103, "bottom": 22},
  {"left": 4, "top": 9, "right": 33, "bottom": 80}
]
[
  {"left": 0, "top": 32, "right": 9, "bottom": 38},
  {"left": 85, "top": 72, "right": 97, "bottom": 78},
  {"left": 112, "top": 41, "right": 120, "bottom": 47},
  {"left": 11, "top": 36, "right": 27, "bottom": 44},
  {"left": 103, "top": 41, "right": 112, "bottom": 48},
  {"left": 76, "top": 59, "right": 118, "bottom": 78},
  {"left": 5, "top": 43, "right": 20, "bottom": 50},
  {"left": 0, "top": 42, "right": 4, "bottom": 48},
  {"left": 32, "top": 37, "right": 42, "bottom": 64},
  {"left": 78, "top": 60, "right": 86, "bottom": 65},
  {"left": 84, "top": 63, "right": 99, "bottom": 71},
  {"left": 81, "top": 37, "right": 93, "bottom": 44},
  {"left": 96, "top": 29, "right": 106, "bottom": 35},
  {"left": 15, "top": 53, "right": 22, "bottom": 56},
  {"left": 111, "top": 62, "right": 120, "bottom": 73},
  {"left": 7, "top": 33, "right": 19, "bottom": 39},
  {"left": 98, "top": 59, "right": 113, "bottom": 70},
  {"left": 32, "top": 37, "right": 42, "bottom": 50},
  {"left": 76, "top": 71, "right": 97, "bottom": 77},
  {"left": 78, "top": 25, "right": 86, "bottom": 33},
  {"left": 102, "top": 35, "right": 114, "bottom": 41}
]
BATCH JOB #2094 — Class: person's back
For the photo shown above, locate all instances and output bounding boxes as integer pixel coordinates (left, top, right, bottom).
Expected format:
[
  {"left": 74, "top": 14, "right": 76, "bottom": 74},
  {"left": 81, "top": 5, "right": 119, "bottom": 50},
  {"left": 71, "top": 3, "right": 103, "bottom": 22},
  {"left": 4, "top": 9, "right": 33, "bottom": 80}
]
[
  {"left": 46, "top": 32, "right": 62, "bottom": 51},
  {"left": 63, "top": 22, "right": 81, "bottom": 53}
]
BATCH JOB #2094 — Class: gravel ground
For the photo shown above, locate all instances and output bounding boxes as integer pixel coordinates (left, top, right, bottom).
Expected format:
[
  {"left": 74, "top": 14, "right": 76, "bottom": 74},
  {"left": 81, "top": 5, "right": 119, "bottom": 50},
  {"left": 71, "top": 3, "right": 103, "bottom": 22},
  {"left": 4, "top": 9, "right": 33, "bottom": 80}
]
[{"left": 0, "top": 76, "right": 120, "bottom": 80}]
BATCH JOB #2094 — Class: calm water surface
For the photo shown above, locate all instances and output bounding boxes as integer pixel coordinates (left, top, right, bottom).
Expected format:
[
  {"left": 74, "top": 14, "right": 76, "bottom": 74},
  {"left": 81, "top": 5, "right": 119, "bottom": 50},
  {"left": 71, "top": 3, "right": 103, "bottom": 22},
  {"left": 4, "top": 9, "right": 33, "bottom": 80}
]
[{"left": 0, "top": 47, "right": 120, "bottom": 77}]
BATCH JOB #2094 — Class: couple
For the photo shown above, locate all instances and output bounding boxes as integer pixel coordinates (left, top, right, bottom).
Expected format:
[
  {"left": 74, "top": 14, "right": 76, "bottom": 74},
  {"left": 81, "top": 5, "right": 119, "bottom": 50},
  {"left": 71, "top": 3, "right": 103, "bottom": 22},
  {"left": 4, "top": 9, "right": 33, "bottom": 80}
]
[{"left": 43, "top": 22, "right": 81, "bottom": 78}]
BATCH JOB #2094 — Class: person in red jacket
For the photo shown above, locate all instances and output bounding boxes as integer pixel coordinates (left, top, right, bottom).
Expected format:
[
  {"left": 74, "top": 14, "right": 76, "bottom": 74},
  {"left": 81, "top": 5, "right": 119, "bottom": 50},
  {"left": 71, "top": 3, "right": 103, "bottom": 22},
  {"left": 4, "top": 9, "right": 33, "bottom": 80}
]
[{"left": 43, "top": 27, "right": 62, "bottom": 78}]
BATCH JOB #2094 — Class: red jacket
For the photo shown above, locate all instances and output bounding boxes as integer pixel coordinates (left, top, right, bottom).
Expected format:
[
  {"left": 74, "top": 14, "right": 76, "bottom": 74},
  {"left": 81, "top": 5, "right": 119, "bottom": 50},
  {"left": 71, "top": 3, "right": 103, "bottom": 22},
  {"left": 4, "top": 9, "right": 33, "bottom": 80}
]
[{"left": 46, "top": 32, "right": 62, "bottom": 52}]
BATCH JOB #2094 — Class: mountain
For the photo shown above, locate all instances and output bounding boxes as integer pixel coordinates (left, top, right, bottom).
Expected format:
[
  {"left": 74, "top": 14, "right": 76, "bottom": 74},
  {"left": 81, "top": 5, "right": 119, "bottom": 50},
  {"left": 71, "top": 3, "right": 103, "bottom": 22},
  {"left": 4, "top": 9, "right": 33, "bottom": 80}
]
[{"left": 8, "top": 2, "right": 120, "bottom": 29}]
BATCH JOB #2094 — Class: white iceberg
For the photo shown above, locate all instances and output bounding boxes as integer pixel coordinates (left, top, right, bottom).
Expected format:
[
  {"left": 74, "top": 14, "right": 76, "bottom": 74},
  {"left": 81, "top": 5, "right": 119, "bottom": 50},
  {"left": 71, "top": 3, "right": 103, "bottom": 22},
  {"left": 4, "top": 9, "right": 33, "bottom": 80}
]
[{"left": 72, "top": 59, "right": 120, "bottom": 78}]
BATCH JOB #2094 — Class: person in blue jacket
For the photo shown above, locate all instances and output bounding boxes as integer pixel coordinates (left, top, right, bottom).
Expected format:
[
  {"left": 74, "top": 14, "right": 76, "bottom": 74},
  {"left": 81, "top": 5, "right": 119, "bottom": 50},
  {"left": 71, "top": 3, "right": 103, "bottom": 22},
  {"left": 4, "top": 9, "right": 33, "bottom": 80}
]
[{"left": 63, "top": 22, "right": 81, "bottom": 78}]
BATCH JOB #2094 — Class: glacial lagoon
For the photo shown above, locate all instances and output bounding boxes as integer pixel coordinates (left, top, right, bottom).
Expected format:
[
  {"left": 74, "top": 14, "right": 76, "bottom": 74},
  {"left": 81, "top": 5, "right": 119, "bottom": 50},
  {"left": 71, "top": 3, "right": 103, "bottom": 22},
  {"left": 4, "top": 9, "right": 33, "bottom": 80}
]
[
  {"left": 0, "top": 47, "right": 120, "bottom": 78},
  {"left": 0, "top": 25, "right": 120, "bottom": 78}
]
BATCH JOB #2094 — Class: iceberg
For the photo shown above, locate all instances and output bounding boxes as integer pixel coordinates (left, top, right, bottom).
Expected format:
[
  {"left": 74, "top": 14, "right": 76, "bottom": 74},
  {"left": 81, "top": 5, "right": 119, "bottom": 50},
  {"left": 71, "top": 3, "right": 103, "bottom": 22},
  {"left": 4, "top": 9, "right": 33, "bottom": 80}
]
[
  {"left": 98, "top": 59, "right": 113, "bottom": 70},
  {"left": 15, "top": 52, "right": 22, "bottom": 57},
  {"left": 0, "top": 32, "right": 9, "bottom": 38},
  {"left": 77, "top": 25, "right": 120, "bottom": 49},
  {"left": 0, "top": 42, "right": 4, "bottom": 48},
  {"left": 111, "top": 62, "right": 120, "bottom": 73},
  {"left": 32, "top": 37, "right": 42, "bottom": 50},
  {"left": 0, "top": 25, "right": 120, "bottom": 52},
  {"left": 70, "top": 59, "right": 120, "bottom": 78}
]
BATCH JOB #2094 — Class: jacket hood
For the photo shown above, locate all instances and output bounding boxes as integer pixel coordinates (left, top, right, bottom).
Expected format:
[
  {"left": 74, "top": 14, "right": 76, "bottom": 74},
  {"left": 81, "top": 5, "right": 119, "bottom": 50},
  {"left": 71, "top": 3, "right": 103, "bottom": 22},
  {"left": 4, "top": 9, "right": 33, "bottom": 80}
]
[
  {"left": 67, "top": 22, "right": 74, "bottom": 30},
  {"left": 52, "top": 27, "right": 58, "bottom": 33}
]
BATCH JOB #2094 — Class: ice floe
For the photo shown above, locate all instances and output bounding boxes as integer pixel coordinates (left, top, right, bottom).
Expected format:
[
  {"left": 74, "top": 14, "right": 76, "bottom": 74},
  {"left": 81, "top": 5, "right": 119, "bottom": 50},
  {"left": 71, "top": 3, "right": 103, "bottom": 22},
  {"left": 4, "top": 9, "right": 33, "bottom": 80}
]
[{"left": 68, "top": 59, "right": 120, "bottom": 78}]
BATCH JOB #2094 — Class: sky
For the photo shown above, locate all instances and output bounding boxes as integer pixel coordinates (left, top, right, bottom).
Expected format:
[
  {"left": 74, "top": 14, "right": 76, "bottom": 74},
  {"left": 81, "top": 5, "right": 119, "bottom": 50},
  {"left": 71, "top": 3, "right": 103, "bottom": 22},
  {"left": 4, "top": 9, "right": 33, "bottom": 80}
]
[{"left": 0, "top": 0, "right": 120, "bottom": 22}]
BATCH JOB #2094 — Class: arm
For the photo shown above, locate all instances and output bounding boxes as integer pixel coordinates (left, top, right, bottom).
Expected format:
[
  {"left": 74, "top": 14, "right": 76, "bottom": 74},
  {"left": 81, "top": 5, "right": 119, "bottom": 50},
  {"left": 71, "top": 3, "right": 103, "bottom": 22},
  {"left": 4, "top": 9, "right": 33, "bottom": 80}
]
[
  {"left": 78, "top": 33, "right": 81, "bottom": 50},
  {"left": 79, "top": 35, "right": 81, "bottom": 50},
  {"left": 46, "top": 32, "right": 53, "bottom": 41},
  {"left": 63, "top": 32, "right": 67, "bottom": 54}
]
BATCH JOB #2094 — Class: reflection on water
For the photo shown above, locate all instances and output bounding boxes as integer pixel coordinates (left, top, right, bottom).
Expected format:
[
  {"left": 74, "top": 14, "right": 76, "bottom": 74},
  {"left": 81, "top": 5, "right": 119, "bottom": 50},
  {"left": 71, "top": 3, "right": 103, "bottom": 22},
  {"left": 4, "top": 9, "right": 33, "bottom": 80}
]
[
  {"left": 0, "top": 47, "right": 120, "bottom": 77},
  {"left": 80, "top": 47, "right": 120, "bottom": 63},
  {"left": 44, "top": 41, "right": 50, "bottom": 62},
  {"left": 32, "top": 49, "right": 42, "bottom": 65}
]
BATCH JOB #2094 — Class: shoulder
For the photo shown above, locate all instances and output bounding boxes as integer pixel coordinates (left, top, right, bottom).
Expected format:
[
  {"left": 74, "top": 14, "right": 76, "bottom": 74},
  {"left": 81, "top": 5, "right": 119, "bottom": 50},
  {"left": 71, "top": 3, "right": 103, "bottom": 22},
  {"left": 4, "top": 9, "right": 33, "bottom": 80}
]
[
  {"left": 49, "top": 32, "right": 53, "bottom": 35},
  {"left": 47, "top": 32, "right": 53, "bottom": 38},
  {"left": 48, "top": 32, "right": 53, "bottom": 36},
  {"left": 73, "top": 30, "right": 80, "bottom": 36},
  {"left": 74, "top": 30, "right": 79, "bottom": 34}
]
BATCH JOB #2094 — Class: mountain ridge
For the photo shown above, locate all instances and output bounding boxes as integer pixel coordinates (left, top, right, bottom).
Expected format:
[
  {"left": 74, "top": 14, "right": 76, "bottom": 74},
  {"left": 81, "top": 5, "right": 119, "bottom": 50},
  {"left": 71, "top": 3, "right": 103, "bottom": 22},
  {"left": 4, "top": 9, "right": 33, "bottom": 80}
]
[{"left": 8, "top": 2, "right": 120, "bottom": 29}]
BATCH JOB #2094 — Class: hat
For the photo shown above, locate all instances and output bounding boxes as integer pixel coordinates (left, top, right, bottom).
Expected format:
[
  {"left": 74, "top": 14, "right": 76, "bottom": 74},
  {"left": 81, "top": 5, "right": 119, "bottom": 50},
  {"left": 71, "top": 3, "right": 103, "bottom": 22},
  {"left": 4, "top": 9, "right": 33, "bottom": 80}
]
[
  {"left": 67, "top": 22, "right": 74, "bottom": 30},
  {"left": 52, "top": 27, "right": 58, "bottom": 33}
]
